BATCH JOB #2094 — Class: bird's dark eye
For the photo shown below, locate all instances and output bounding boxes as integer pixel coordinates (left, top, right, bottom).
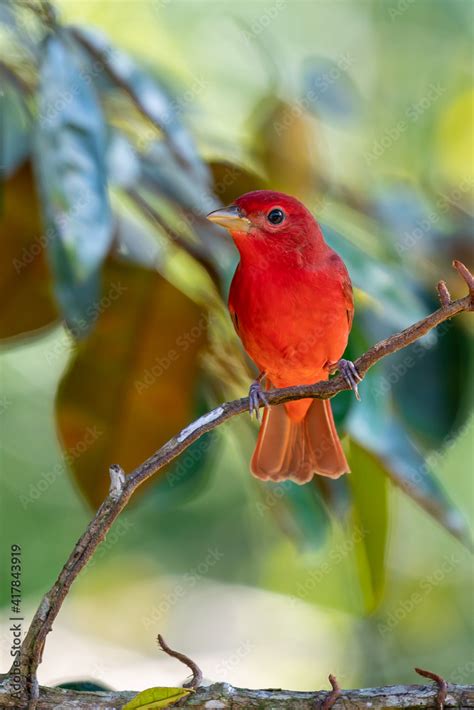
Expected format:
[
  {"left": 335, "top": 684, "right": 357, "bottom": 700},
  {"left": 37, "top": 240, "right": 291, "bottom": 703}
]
[{"left": 267, "top": 208, "right": 285, "bottom": 225}]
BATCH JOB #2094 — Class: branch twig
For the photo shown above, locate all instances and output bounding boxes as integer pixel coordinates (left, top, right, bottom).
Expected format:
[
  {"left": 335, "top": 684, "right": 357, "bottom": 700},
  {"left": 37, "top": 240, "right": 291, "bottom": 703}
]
[
  {"left": 157, "top": 635, "right": 203, "bottom": 689},
  {"left": 415, "top": 668, "right": 449, "bottom": 710},
  {"left": 320, "top": 674, "right": 341, "bottom": 710},
  {"left": 12, "top": 261, "right": 474, "bottom": 708}
]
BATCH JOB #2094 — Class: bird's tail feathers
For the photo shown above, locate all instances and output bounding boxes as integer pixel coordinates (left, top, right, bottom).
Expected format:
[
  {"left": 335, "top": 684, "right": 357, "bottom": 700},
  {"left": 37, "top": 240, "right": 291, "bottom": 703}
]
[{"left": 251, "top": 398, "right": 349, "bottom": 484}]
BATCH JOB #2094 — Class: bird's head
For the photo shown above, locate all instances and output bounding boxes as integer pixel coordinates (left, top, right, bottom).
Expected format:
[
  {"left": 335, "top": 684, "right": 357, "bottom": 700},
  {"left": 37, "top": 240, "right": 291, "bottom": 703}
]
[{"left": 206, "top": 190, "right": 325, "bottom": 254}]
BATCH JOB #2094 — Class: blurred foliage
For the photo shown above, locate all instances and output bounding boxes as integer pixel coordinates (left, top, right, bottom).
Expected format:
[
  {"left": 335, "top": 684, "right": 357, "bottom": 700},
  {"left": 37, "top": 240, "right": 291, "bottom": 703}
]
[
  {"left": 348, "top": 442, "right": 389, "bottom": 611},
  {"left": 0, "top": 0, "right": 473, "bottom": 689},
  {"left": 0, "top": 163, "right": 59, "bottom": 337},
  {"left": 56, "top": 259, "right": 207, "bottom": 508},
  {"left": 34, "top": 30, "right": 113, "bottom": 338}
]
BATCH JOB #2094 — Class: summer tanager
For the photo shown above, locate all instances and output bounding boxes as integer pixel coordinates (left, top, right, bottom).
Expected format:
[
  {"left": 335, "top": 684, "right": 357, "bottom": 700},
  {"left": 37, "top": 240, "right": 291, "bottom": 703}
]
[{"left": 207, "top": 190, "right": 360, "bottom": 484}]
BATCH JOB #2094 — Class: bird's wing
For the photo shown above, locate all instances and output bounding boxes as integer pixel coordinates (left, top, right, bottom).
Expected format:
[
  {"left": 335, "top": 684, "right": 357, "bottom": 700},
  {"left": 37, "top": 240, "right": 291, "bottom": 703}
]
[
  {"left": 326, "top": 251, "right": 354, "bottom": 329},
  {"left": 342, "top": 276, "right": 354, "bottom": 329}
]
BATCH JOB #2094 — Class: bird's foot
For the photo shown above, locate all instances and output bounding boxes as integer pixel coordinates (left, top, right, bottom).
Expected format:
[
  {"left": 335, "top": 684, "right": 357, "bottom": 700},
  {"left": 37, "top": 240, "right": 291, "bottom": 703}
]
[
  {"left": 249, "top": 379, "right": 269, "bottom": 421},
  {"left": 332, "top": 358, "right": 362, "bottom": 401}
]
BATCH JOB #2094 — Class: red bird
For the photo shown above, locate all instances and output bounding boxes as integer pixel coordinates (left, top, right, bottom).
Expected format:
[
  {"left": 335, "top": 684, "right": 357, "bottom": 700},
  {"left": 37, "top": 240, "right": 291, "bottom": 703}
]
[{"left": 207, "top": 191, "right": 360, "bottom": 484}]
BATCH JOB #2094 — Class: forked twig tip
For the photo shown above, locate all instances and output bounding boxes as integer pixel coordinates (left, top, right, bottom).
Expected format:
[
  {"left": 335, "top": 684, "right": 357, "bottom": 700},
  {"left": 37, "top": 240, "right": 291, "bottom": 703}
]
[
  {"left": 437, "top": 280, "right": 451, "bottom": 306},
  {"left": 452, "top": 260, "right": 474, "bottom": 301}
]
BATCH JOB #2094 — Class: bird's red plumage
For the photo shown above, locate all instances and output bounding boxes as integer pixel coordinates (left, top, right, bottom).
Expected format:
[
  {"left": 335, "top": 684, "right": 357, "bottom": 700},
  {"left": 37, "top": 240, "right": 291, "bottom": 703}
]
[{"left": 218, "top": 190, "right": 354, "bottom": 482}]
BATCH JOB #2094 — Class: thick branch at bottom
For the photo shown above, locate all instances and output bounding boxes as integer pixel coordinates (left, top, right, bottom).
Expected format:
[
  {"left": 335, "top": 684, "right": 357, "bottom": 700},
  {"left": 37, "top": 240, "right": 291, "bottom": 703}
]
[{"left": 0, "top": 676, "right": 473, "bottom": 709}]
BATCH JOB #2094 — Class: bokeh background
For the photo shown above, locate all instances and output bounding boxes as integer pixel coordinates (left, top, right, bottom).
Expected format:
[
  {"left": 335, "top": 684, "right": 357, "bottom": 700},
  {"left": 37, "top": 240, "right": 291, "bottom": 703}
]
[{"left": 1, "top": 0, "right": 473, "bottom": 695}]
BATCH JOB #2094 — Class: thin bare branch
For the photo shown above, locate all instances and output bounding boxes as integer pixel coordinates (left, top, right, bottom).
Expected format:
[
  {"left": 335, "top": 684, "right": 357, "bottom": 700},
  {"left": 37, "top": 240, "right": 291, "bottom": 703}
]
[
  {"left": 453, "top": 259, "right": 474, "bottom": 297},
  {"left": 320, "top": 674, "right": 341, "bottom": 710},
  {"left": 415, "top": 668, "right": 449, "bottom": 710},
  {"left": 157, "top": 635, "right": 203, "bottom": 689}
]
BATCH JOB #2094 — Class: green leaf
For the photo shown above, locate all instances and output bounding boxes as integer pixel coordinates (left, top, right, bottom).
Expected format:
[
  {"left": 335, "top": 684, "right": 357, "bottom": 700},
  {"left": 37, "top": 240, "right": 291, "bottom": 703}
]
[
  {"left": 34, "top": 32, "right": 113, "bottom": 337},
  {"left": 348, "top": 441, "right": 389, "bottom": 611},
  {"left": 122, "top": 687, "right": 193, "bottom": 710}
]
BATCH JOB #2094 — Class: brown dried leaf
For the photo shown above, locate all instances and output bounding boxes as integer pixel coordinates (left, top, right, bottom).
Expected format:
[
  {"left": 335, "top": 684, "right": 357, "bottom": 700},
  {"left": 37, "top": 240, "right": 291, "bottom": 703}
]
[{"left": 56, "top": 258, "right": 207, "bottom": 508}]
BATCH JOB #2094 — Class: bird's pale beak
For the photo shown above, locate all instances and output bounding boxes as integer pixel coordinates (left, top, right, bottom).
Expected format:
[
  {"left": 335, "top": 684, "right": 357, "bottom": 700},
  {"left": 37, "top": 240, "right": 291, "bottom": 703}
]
[{"left": 206, "top": 205, "right": 251, "bottom": 232}]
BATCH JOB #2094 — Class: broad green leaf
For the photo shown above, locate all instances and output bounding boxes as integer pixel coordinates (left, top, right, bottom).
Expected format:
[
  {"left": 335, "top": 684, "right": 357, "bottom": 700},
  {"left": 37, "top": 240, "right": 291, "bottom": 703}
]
[
  {"left": 122, "top": 686, "right": 193, "bottom": 710},
  {"left": 34, "top": 32, "right": 113, "bottom": 337},
  {"left": 347, "top": 366, "right": 471, "bottom": 548},
  {"left": 0, "top": 163, "right": 59, "bottom": 340},
  {"left": 348, "top": 441, "right": 389, "bottom": 611},
  {"left": 303, "top": 55, "right": 361, "bottom": 123},
  {"left": 56, "top": 259, "right": 207, "bottom": 509}
]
